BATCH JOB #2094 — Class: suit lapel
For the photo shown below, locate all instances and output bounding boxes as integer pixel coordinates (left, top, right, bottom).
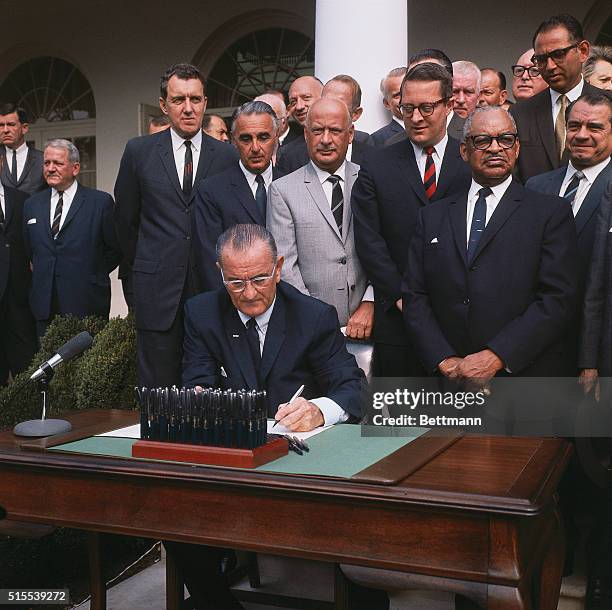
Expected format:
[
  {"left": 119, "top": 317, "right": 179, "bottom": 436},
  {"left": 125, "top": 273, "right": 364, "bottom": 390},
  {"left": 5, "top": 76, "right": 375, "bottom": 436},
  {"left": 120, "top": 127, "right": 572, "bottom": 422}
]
[
  {"left": 260, "top": 291, "right": 286, "bottom": 382},
  {"left": 449, "top": 196, "right": 468, "bottom": 266},
  {"left": 230, "top": 165, "right": 262, "bottom": 224},
  {"left": 342, "top": 161, "right": 359, "bottom": 244},
  {"left": 1, "top": 149, "right": 16, "bottom": 188},
  {"left": 17, "top": 147, "right": 35, "bottom": 187},
  {"left": 223, "top": 303, "right": 258, "bottom": 390},
  {"left": 396, "top": 141, "right": 428, "bottom": 205},
  {"left": 157, "top": 131, "right": 186, "bottom": 203},
  {"left": 575, "top": 163, "right": 612, "bottom": 236},
  {"left": 534, "top": 92, "right": 557, "bottom": 168},
  {"left": 435, "top": 138, "right": 463, "bottom": 200},
  {"left": 304, "top": 163, "right": 342, "bottom": 240},
  {"left": 191, "top": 133, "right": 216, "bottom": 203},
  {"left": 3, "top": 188, "right": 14, "bottom": 228},
  {"left": 58, "top": 183, "right": 85, "bottom": 234}
]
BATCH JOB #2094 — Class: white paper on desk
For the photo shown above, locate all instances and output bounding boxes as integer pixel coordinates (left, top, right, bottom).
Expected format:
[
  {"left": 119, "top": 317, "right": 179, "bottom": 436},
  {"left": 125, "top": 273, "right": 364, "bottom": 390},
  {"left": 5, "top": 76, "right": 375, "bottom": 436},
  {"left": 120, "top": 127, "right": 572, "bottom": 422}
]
[
  {"left": 96, "top": 424, "right": 141, "bottom": 438},
  {"left": 266, "top": 419, "right": 330, "bottom": 441}
]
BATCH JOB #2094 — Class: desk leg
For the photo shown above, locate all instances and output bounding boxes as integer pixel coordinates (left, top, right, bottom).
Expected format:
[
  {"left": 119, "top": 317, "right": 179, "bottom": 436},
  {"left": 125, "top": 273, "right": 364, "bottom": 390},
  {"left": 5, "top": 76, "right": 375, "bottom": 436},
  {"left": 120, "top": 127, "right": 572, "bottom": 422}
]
[
  {"left": 486, "top": 583, "right": 531, "bottom": 610},
  {"left": 87, "top": 532, "right": 106, "bottom": 610},
  {"left": 166, "top": 546, "right": 183, "bottom": 610},
  {"left": 536, "top": 506, "right": 565, "bottom": 610}
]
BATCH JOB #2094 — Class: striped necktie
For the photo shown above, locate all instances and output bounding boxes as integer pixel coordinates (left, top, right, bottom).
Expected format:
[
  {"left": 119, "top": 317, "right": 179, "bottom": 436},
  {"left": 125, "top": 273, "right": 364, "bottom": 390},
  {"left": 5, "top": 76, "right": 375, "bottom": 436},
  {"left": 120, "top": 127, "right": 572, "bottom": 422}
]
[
  {"left": 423, "top": 146, "right": 436, "bottom": 200},
  {"left": 51, "top": 191, "right": 64, "bottom": 238},
  {"left": 327, "top": 175, "right": 344, "bottom": 235},
  {"left": 562, "top": 170, "right": 584, "bottom": 207}
]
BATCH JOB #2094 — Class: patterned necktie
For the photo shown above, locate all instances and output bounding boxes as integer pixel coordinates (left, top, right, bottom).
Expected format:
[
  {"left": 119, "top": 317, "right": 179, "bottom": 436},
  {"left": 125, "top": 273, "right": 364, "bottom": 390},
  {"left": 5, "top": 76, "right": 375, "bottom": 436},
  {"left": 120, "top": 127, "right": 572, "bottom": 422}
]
[
  {"left": 255, "top": 174, "right": 267, "bottom": 221},
  {"left": 182, "top": 140, "right": 193, "bottom": 197},
  {"left": 467, "top": 186, "right": 492, "bottom": 262},
  {"left": 51, "top": 191, "right": 64, "bottom": 238},
  {"left": 327, "top": 175, "right": 344, "bottom": 236},
  {"left": 562, "top": 170, "right": 584, "bottom": 207},
  {"left": 246, "top": 318, "right": 262, "bottom": 387},
  {"left": 423, "top": 146, "right": 436, "bottom": 199},
  {"left": 11, "top": 149, "right": 17, "bottom": 181},
  {"left": 554, "top": 94, "right": 568, "bottom": 162}
]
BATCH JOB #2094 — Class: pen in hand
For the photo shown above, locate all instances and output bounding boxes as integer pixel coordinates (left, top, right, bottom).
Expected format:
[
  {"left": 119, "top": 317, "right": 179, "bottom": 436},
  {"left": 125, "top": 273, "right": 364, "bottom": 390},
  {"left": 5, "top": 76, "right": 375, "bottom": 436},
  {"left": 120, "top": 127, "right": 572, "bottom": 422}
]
[{"left": 272, "top": 384, "right": 305, "bottom": 428}]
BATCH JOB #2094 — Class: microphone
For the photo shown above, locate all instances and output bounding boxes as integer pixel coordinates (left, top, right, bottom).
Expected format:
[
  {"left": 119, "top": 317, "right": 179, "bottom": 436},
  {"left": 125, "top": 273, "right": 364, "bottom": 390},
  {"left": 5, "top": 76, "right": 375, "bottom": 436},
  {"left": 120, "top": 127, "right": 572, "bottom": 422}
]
[{"left": 30, "top": 331, "right": 93, "bottom": 382}]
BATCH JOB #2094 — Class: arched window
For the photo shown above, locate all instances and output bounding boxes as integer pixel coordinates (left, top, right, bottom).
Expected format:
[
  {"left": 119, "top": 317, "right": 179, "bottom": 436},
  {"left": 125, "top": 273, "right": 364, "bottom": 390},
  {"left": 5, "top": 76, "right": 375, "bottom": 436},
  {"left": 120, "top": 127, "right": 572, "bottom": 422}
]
[{"left": 0, "top": 57, "right": 97, "bottom": 187}]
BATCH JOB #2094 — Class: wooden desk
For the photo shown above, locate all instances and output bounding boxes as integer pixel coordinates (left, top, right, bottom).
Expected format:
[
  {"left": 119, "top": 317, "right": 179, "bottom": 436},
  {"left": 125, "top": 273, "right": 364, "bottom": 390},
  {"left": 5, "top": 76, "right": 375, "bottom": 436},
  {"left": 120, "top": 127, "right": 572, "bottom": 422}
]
[{"left": 0, "top": 410, "right": 570, "bottom": 610}]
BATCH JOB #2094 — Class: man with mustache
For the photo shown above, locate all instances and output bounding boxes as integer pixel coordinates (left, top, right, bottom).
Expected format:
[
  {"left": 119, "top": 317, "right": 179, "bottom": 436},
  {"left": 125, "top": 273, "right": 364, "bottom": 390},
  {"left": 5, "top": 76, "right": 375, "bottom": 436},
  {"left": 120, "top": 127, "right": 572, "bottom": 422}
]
[{"left": 195, "top": 100, "right": 281, "bottom": 291}]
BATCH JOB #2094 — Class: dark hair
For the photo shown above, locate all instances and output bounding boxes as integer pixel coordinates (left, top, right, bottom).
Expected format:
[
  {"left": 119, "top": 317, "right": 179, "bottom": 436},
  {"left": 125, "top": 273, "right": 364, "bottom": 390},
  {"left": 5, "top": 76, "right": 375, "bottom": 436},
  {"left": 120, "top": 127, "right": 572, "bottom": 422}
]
[
  {"left": 230, "top": 101, "right": 279, "bottom": 133},
  {"left": 533, "top": 14, "right": 584, "bottom": 47},
  {"left": 149, "top": 115, "right": 170, "bottom": 127},
  {"left": 408, "top": 49, "right": 453, "bottom": 76},
  {"left": 160, "top": 63, "right": 206, "bottom": 99},
  {"left": 481, "top": 68, "right": 507, "bottom": 90},
  {"left": 565, "top": 91, "right": 612, "bottom": 125},
  {"left": 325, "top": 74, "right": 362, "bottom": 111},
  {"left": 402, "top": 62, "right": 453, "bottom": 100},
  {"left": 216, "top": 224, "right": 278, "bottom": 265},
  {"left": 0, "top": 103, "right": 29, "bottom": 123},
  {"left": 202, "top": 114, "right": 227, "bottom": 130}
]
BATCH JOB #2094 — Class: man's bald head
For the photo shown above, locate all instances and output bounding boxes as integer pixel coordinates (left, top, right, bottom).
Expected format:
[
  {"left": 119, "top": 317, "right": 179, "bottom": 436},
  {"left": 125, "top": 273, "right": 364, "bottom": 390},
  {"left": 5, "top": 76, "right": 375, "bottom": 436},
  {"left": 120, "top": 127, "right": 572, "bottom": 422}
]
[
  {"left": 305, "top": 97, "right": 352, "bottom": 129},
  {"left": 287, "top": 76, "right": 323, "bottom": 126},
  {"left": 255, "top": 92, "right": 287, "bottom": 136}
]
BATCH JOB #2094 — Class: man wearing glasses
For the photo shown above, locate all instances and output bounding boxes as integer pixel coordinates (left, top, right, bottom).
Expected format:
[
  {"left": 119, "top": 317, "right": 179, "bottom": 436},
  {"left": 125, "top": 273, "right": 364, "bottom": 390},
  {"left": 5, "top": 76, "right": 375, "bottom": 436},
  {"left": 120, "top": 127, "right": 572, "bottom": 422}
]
[
  {"left": 510, "top": 14, "right": 596, "bottom": 182},
  {"left": 511, "top": 49, "right": 549, "bottom": 102},
  {"left": 352, "top": 62, "right": 471, "bottom": 378},
  {"left": 403, "top": 106, "right": 578, "bottom": 380}
]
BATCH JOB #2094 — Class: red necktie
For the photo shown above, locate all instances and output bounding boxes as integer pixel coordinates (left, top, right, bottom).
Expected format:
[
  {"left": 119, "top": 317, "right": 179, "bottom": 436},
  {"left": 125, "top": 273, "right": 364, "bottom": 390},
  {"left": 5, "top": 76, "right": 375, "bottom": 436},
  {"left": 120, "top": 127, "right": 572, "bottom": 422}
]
[{"left": 423, "top": 146, "right": 436, "bottom": 200}]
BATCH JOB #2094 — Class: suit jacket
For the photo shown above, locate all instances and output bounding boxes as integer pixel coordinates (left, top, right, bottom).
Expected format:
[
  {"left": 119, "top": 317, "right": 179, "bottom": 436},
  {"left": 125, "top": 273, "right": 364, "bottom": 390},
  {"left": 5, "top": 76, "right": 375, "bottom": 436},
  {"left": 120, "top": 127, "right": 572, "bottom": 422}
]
[
  {"left": 0, "top": 146, "right": 45, "bottom": 195},
  {"left": 23, "top": 184, "right": 122, "bottom": 321},
  {"left": 267, "top": 160, "right": 366, "bottom": 326},
  {"left": 370, "top": 119, "right": 403, "bottom": 147},
  {"left": 384, "top": 114, "right": 465, "bottom": 147},
  {"left": 114, "top": 129, "right": 238, "bottom": 331},
  {"left": 0, "top": 186, "right": 31, "bottom": 303},
  {"left": 579, "top": 182, "right": 612, "bottom": 374},
  {"left": 510, "top": 82, "right": 604, "bottom": 182},
  {"left": 402, "top": 181, "right": 579, "bottom": 375},
  {"left": 182, "top": 281, "right": 364, "bottom": 419},
  {"left": 351, "top": 136, "right": 472, "bottom": 347},
  {"left": 195, "top": 162, "right": 282, "bottom": 291},
  {"left": 276, "top": 130, "right": 372, "bottom": 175}
]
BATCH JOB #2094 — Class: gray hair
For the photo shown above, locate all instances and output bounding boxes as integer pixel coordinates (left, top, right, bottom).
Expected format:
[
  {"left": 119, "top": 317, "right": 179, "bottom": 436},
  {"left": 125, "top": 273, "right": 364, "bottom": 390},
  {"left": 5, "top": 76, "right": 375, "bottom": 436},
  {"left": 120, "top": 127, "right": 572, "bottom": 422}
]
[
  {"left": 231, "top": 101, "right": 279, "bottom": 134},
  {"left": 44, "top": 138, "right": 80, "bottom": 163},
  {"left": 379, "top": 67, "right": 408, "bottom": 93},
  {"left": 254, "top": 93, "right": 287, "bottom": 121},
  {"left": 583, "top": 46, "right": 612, "bottom": 81},
  {"left": 461, "top": 105, "right": 517, "bottom": 143},
  {"left": 216, "top": 224, "right": 278, "bottom": 266},
  {"left": 452, "top": 60, "right": 482, "bottom": 93}
]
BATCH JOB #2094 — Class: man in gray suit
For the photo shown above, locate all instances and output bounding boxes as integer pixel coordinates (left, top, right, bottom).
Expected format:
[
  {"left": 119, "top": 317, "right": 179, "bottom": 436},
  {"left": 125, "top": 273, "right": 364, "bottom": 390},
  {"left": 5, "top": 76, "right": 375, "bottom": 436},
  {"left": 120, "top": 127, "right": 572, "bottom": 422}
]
[
  {"left": 268, "top": 97, "right": 374, "bottom": 340},
  {"left": 0, "top": 104, "right": 45, "bottom": 195}
]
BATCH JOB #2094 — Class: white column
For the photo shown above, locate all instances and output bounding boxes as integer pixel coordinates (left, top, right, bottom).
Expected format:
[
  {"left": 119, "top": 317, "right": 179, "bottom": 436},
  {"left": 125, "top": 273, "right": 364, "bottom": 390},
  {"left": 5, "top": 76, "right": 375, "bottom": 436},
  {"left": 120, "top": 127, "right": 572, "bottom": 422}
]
[{"left": 314, "top": 0, "right": 408, "bottom": 134}]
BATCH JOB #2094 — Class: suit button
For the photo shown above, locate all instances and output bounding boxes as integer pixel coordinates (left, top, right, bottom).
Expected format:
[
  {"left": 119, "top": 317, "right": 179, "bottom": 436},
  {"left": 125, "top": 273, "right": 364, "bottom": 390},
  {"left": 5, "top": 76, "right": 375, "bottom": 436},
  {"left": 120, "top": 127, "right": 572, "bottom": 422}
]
[
  {"left": 470, "top": 265, "right": 477, "bottom": 271},
  {"left": 350, "top": 284, "right": 355, "bottom": 290},
  {"left": 185, "top": 235, "right": 191, "bottom": 240},
  {"left": 340, "top": 257, "right": 347, "bottom": 265},
  {"left": 4, "top": 244, "right": 8, "bottom": 248},
  {"left": 463, "top": 298, "right": 470, "bottom": 305}
]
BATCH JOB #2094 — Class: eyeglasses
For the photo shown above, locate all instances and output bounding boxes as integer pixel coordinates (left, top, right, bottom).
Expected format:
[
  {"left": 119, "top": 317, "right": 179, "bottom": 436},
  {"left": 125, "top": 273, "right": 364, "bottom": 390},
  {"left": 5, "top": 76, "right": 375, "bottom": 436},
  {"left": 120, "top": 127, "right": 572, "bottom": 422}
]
[
  {"left": 400, "top": 98, "right": 448, "bottom": 118},
  {"left": 221, "top": 263, "right": 277, "bottom": 293},
  {"left": 511, "top": 65, "right": 541, "bottom": 78},
  {"left": 468, "top": 133, "right": 518, "bottom": 150},
  {"left": 531, "top": 44, "right": 578, "bottom": 67}
]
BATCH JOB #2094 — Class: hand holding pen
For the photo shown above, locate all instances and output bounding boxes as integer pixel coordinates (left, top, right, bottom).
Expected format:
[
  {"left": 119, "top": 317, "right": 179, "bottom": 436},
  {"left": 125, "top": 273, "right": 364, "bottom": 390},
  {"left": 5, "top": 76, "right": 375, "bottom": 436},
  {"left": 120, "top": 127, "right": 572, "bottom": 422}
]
[{"left": 273, "top": 384, "right": 324, "bottom": 432}]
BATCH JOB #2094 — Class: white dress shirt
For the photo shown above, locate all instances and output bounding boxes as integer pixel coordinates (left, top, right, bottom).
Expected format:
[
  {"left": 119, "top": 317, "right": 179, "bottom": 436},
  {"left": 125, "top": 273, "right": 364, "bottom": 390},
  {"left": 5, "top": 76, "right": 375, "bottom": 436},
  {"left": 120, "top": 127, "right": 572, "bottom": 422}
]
[
  {"left": 49, "top": 180, "right": 78, "bottom": 233},
  {"left": 559, "top": 158, "right": 611, "bottom": 216},
  {"left": 237, "top": 298, "right": 348, "bottom": 426},
  {"left": 6, "top": 141, "right": 28, "bottom": 182},
  {"left": 170, "top": 128, "right": 202, "bottom": 188},
  {"left": 0, "top": 182, "right": 5, "bottom": 218},
  {"left": 239, "top": 160, "right": 273, "bottom": 197},
  {"left": 465, "top": 175, "right": 513, "bottom": 245},
  {"left": 411, "top": 133, "right": 448, "bottom": 182},
  {"left": 550, "top": 78, "right": 584, "bottom": 124}
]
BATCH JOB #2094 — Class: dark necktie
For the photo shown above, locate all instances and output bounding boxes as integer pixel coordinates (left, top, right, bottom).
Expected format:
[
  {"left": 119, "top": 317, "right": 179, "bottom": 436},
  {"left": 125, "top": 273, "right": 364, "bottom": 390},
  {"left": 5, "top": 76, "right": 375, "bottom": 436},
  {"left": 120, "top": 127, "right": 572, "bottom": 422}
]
[
  {"left": 246, "top": 318, "right": 262, "bottom": 387},
  {"left": 423, "top": 146, "right": 436, "bottom": 200},
  {"left": 467, "top": 186, "right": 492, "bottom": 262},
  {"left": 255, "top": 174, "right": 267, "bottom": 221},
  {"left": 562, "top": 170, "right": 584, "bottom": 207},
  {"left": 11, "top": 149, "right": 17, "bottom": 181},
  {"left": 327, "top": 175, "right": 344, "bottom": 236},
  {"left": 0, "top": 197, "right": 4, "bottom": 231},
  {"left": 182, "top": 140, "right": 193, "bottom": 197},
  {"left": 51, "top": 191, "right": 64, "bottom": 239}
]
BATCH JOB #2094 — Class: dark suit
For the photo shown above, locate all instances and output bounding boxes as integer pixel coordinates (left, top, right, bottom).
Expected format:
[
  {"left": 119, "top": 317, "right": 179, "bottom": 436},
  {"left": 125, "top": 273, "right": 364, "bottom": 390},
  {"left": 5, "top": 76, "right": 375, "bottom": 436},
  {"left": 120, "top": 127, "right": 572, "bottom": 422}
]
[
  {"left": 183, "top": 281, "right": 363, "bottom": 419},
  {"left": 384, "top": 113, "right": 465, "bottom": 147},
  {"left": 114, "top": 128, "right": 238, "bottom": 387},
  {"left": 403, "top": 181, "right": 578, "bottom": 375},
  {"left": 370, "top": 119, "right": 403, "bottom": 147},
  {"left": 0, "top": 145, "right": 45, "bottom": 195},
  {"left": 509, "top": 82, "right": 605, "bottom": 183},
  {"left": 0, "top": 186, "right": 37, "bottom": 383},
  {"left": 23, "top": 184, "right": 121, "bottom": 335},
  {"left": 276, "top": 130, "right": 371, "bottom": 175},
  {"left": 351, "top": 136, "right": 472, "bottom": 375},
  {"left": 195, "top": 162, "right": 281, "bottom": 291},
  {"left": 527, "top": 161, "right": 612, "bottom": 371}
]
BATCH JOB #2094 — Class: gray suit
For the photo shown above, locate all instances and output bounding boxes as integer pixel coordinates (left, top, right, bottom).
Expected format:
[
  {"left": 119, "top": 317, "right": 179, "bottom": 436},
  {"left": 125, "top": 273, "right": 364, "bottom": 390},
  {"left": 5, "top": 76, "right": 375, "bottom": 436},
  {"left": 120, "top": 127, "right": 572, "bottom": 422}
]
[
  {"left": 267, "top": 160, "right": 367, "bottom": 326},
  {"left": 0, "top": 145, "right": 45, "bottom": 194}
]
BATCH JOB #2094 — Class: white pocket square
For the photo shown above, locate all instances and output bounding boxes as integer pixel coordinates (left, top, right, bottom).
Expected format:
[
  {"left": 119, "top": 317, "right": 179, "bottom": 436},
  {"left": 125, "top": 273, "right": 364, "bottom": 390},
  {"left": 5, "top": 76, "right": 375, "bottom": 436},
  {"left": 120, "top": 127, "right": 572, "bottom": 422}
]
[
  {"left": 220, "top": 366, "right": 228, "bottom": 378},
  {"left": 27, "top": 218, "right": 37, "bottom": 225},
  {"left": 430, "top": 237, "right": 439, "bottom": 243}
]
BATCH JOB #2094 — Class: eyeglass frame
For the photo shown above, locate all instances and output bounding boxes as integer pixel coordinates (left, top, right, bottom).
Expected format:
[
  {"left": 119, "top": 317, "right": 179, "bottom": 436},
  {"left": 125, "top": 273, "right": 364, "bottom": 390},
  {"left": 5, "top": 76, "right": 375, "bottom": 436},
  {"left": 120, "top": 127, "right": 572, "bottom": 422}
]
[
  {"left": 531, "top": 43, "right": 579, "bottom": 68},
  {"left": 399, "top": 97, "right": 449, "bottom": 118},
  {"left": 220, "top": 262, "right": 278, "bottom": 293},
  {"left": 511, "top": 65, "right": 541, "bottom": 78},
  {"left": 467, "top": 133, "right": 519, "bottom": 151}
]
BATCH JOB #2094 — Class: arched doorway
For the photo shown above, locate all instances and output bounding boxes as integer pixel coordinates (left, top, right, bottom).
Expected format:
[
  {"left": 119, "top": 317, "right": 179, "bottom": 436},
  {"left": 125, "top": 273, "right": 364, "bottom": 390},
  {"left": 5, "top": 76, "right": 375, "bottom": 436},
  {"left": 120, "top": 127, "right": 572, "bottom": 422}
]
[{"left": 0, "top": 57, "right": 97, "bottom": 187}]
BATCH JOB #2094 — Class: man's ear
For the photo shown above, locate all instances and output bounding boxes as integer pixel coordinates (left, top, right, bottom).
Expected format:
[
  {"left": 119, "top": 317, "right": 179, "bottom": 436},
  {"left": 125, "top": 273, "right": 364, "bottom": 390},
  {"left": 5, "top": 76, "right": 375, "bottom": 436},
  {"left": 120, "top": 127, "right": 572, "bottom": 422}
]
[
  {"left": 352, "top": 107, "right": 363, "bottom": 122},
  {"left": 275, "top": 256, "right": 284, "bottom": 280},
  {"left": 460, "top": 142, "right": 469, "bottom": 163},
  {"left": 159, "top": 97, "right": 169, "bottom": 116}
]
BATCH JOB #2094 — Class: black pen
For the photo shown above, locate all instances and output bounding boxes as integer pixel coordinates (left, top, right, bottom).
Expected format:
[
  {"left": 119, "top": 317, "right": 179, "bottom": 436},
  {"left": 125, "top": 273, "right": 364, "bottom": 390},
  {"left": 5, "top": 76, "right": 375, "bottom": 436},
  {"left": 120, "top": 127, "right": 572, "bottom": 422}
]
[{"left": 272, "top": 384, "right": 305, "bottom": 428}]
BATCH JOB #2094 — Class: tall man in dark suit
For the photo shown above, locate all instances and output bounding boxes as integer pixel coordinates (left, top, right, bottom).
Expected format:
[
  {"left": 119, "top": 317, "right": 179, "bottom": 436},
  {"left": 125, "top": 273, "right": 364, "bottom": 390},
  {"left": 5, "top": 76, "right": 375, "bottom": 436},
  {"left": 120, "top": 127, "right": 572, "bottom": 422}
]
[
  {"left": 510, "top": 14, "right": 598, "bottom": 182},
  {"left": 0, "top": 104, "right": 45, "bottom": 195},
  {"left": 24, "top": 139, "right": 121, "bottom": 337},
  {"left": 370, "top": 67, "right": 407, "bottom": 147},
  {"left": 352, "top": 63, "right": 472, "bottom": 377},
  {"left": 0, "top": 158, "right": 37, "bottom": 384},
  {"left": 114, "top": 63, "right": 238, "bottom": 387},
  {"left": 403, "top": 106, "right": 578, "bottom": 380},
  {"left": 195, "top": 100, "right": 280, "bottom": 291},
  {"left": 527, "top": 92, "right": 612, "bottom": 374}
]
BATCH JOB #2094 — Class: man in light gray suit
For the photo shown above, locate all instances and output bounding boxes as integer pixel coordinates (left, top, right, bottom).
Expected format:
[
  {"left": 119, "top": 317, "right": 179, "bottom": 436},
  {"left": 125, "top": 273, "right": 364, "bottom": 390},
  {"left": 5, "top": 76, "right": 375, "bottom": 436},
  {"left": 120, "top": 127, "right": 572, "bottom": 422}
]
[{"left": 267, "top": 97, "right": 374, "bottom": 340}]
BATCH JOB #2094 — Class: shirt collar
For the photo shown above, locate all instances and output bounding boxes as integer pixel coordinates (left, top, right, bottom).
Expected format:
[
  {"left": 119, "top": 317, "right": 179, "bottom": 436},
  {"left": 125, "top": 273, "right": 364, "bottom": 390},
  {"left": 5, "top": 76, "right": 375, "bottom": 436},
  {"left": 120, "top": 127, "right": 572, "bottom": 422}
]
[
  {"left": 568, "top": 157, "right": 611, "bottom": 185},
  {"left": 239, "top": 159, "right": 273, "bottom": 187},
  {"left": 170, "top": 127, "right": 202, "bottom": 152},
  {"left": 52, "top": 179, "right": 78, "bottom": 198},
  {"left": 468, "top": 174, "right": 513, "bottom": 202},
  {"left": 410, "top": 132, "right": 449, "bottom": 160},
  {"left": 550, "top": 77, "right": 584, "bottom": 108},
  {"left": 392, "top": 115, "right": 404, "bottom": 127},
  {"left": 11, "top": 141, "right": 28, "bottom": 155},
  {"left": 310, "top": 159, "right": 347, "bottom": 184},
  {"left": 237, "top": 296, "right": 276, "bottom": 331}
]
